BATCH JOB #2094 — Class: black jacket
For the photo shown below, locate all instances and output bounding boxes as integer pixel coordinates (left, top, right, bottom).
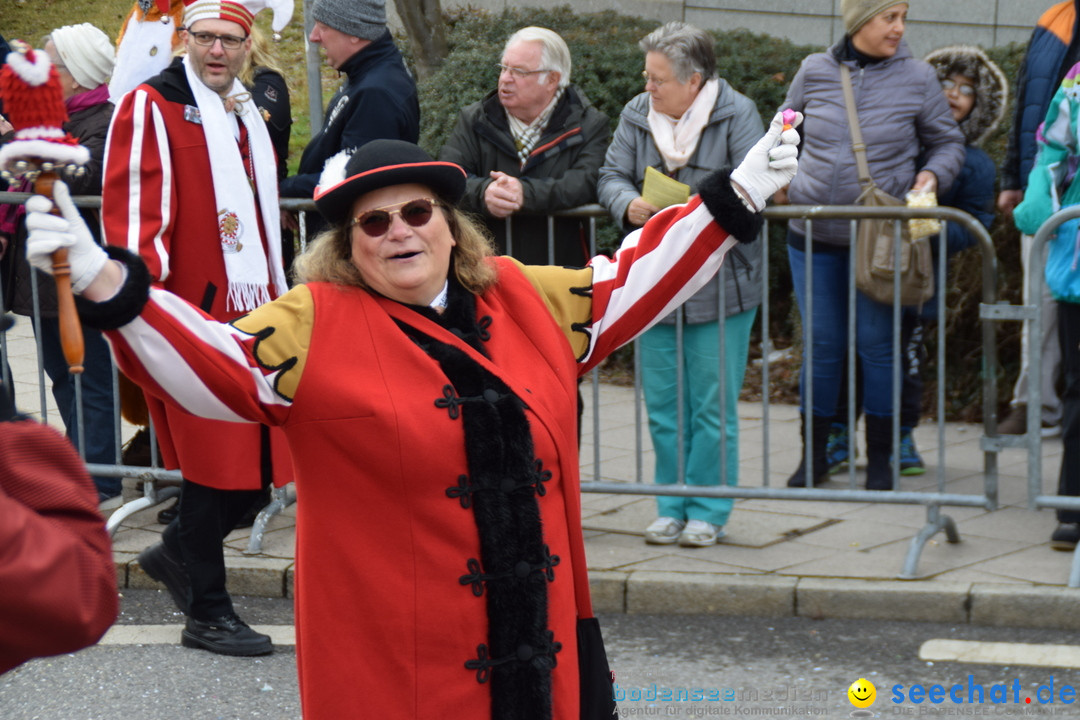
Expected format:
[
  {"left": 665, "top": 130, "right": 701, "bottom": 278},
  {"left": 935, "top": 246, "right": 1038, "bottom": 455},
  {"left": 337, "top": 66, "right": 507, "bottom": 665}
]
[
  {"left": 438, "top": 85, "right": 610, "bottom": 266},
  {"left": 280, "top": 30, "right": 419, "bottom": 204}
]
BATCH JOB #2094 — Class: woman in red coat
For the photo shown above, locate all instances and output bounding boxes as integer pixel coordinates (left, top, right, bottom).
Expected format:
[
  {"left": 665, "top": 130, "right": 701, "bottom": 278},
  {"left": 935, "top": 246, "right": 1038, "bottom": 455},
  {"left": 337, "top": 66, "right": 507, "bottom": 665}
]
[{"left": 23, "top": 125, "right": 798, "bottom": 718}]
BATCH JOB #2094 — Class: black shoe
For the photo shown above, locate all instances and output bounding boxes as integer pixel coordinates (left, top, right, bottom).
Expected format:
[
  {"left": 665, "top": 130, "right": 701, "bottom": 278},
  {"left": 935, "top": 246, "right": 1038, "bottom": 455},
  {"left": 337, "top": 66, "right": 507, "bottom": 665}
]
[
  {"left": 864, "top": 415, "right": 895, "bottom": 491},
  {"left": 156, "top": 501, "right": 178, "bottom": 525},
  {"left": 138, "top": 542, "right": 191, "bottom": 615},
  {"left": 1051, "top": 523, "right": 1080, "bottom": 551},
  {"left": 182, "top": 614, "right": 273, "bottom": 656},
  {"left": 787, "top": 415, "right": 832, "bottom": 487}
]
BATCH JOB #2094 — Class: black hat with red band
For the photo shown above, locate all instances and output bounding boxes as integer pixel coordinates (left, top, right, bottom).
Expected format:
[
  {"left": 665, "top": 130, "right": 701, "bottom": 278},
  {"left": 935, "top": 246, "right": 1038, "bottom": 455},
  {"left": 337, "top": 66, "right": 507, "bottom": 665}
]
[{"left": 313, "top": 140, "right": 467, "bottom": 227}]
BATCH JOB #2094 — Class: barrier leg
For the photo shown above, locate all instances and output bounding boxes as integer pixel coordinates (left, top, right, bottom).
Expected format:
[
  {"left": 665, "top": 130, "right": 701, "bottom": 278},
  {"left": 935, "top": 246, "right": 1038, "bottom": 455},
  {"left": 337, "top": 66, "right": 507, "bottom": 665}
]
[
  {"left": 105, "top": 478, "right": 181, "bottom": 536},
  {"left": 244, "top": 484, "right": 295, "bottom": 555},
  {"left": 1068, "top": 546, "right": 1080, "bottom": 588},
  {"left": 898, "top": 504, "right": 959, "bottom": 579}
]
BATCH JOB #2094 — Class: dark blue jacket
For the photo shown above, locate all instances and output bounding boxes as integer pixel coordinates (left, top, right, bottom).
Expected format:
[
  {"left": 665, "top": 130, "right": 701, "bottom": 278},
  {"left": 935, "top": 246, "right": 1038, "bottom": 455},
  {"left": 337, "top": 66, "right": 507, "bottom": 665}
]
[
  {"left": 280, "top": 30, "right": 419, "bottom": 201},
  {"left": 940, "top": 145, "right": 995, "bottom": 255},
  {"left": 1002, "top": 1, "right": 1080, "bottom": 191}
]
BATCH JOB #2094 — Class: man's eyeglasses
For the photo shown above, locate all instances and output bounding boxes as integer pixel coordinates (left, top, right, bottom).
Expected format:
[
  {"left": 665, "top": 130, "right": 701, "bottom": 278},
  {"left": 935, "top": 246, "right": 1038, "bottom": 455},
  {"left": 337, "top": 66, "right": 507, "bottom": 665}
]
[
  {"left": 187, "top": 30, "right": 248, "bottom": 50},
  {"left": 940, "top": 78, "right": 975, "bottom": 97},
  {"left": 641, "top": 71, "right": 670, "bottom": 87},
  {"left": 496, "top": 63, "right": 548, "bottom": 80},
  {"left": 351, "top": 198, "right": 439, "bottom": 237}
]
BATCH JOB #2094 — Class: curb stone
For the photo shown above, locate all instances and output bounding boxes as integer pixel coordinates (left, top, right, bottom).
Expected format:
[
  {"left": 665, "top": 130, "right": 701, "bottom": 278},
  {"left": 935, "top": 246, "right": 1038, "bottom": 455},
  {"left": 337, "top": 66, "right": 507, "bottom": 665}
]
[
  {"left": 121, "top": 557, "right": 1080, "bottom": 630},
  {"left": 626, "top": 571, "right": 797, "bottom": 616},
  {"left": 970, "top": 584, "right": 1080, "bottom": 629},
  {"left": 796, "top": 578, "right": 971, "bottom": 623}
]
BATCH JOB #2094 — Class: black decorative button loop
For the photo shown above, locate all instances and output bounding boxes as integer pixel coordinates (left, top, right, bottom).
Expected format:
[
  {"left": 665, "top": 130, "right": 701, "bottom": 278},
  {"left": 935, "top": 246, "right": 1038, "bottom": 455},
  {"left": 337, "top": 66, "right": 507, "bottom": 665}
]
[
  {"left": 475, "top": 315, "right": 492, "bottom": 341},
  {"left": 458, "top": 546, "right": 560, "bottom": 596},
  {"left": 445, "top": 459, "right": 553, "bottom": 509},
  {"left": 434, "top": 384, "right": 509, "bottom": 419},
  {"left": 464, "top": 631, "right": 562, "bottom": 684}
]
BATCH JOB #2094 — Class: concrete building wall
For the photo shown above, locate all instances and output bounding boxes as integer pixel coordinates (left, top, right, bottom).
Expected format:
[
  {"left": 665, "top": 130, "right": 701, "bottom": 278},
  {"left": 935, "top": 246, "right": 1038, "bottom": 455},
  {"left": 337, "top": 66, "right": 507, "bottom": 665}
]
[{"left": 387, "top": 0, "right": 1055, "bottom": 57}]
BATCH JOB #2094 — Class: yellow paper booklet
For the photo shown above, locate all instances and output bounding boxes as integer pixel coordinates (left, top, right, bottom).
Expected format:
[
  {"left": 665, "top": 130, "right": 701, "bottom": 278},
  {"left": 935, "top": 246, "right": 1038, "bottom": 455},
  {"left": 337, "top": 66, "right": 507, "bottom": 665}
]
[{"left": 642, "top": 166, "right": 691, "bottom": 209}]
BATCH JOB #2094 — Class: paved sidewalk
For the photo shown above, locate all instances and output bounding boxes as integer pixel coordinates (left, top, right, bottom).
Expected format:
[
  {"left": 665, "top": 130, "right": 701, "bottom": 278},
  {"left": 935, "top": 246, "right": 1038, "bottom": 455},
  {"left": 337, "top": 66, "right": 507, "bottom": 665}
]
[{"left": 5, "top": 317, "right": 1079, "bottom": 628}]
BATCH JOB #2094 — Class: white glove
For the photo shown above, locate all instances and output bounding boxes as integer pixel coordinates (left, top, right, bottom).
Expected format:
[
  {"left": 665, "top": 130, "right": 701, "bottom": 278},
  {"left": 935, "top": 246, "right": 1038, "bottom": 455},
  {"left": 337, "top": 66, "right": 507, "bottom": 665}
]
[
  {"left": 25, "top": 180, "right": 109, "bottom": 294},
  {"left": 729, "top": 110, "right": 802, "bottom": 212}
]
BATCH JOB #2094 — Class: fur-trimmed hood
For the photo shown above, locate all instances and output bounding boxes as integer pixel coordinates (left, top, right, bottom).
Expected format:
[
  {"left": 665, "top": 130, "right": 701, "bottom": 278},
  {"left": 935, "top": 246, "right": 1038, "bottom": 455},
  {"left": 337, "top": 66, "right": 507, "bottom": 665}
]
[{"left": 924, "top": 45, "right": 1008, "bottom": 147}]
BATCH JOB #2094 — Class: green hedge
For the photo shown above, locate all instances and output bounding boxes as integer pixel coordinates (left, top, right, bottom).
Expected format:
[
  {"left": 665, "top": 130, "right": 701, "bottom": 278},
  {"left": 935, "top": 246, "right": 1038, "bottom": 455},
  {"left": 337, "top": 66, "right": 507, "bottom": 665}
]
[
  {"left": 413, "top": 6, "right": 816, "bottom": 154},
  {"left": 403, "top": 6, "right": 1029, "bottom": 419}
]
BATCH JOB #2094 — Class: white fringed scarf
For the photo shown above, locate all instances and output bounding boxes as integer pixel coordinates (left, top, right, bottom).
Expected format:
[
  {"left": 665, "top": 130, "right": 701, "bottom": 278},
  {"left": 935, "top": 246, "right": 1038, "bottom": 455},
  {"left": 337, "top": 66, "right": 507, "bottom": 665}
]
[{"left": 183, "top": 55, "right": 288, "bottom": 312}]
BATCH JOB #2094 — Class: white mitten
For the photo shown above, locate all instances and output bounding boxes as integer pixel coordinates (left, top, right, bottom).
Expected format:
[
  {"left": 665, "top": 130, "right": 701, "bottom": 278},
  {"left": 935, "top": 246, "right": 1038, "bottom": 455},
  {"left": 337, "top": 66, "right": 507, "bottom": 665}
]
[
  {"left": 25, "top": 180, "right": 109, "bottom": 294},
  {"left": 729, "top": 110, "right": 802, "bottom": 212}
]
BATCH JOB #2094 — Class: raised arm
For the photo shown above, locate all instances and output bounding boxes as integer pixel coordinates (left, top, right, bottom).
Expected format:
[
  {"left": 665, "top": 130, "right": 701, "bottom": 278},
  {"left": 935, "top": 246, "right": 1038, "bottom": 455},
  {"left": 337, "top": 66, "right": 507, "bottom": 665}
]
[
  {"left": 24, "top": 182, "right": 310, "bottom": 428},
  {"left": 533, "top": 112, "right": 802, "bottom": 370}
]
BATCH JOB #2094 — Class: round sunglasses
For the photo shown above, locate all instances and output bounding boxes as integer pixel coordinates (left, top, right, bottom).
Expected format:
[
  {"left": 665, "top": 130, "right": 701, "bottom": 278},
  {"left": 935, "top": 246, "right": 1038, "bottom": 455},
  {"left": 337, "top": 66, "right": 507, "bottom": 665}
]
[{"left": 351, "top": 198, "right": 439, "bottom": 237}]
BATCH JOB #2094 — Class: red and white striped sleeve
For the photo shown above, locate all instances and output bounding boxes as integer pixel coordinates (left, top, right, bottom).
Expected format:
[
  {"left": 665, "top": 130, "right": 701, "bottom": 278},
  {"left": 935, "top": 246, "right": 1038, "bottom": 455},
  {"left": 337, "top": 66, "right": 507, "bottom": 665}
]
[
  {"left": 102, "top": 87, "right": 175, "bottom": 282},
  {"left": 106, "top": 285, "right": 313, "bottom": 427},
  {"left": 578, "top": 195, "right": 739, "bottom": 372}
]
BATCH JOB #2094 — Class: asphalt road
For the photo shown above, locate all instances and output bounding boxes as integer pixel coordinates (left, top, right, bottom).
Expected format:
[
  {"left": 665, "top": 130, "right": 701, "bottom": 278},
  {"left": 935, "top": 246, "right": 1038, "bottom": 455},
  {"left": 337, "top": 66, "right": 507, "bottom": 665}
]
[{"left": 2, "top": 589, "right": 1080, "bottom": 719}]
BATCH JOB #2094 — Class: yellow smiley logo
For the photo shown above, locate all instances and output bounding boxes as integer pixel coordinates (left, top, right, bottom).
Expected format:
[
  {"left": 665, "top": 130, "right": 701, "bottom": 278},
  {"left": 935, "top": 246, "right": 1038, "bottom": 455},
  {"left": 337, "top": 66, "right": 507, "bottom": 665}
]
[{"left": 847, "top": 677, "right": 876, "bottom": 708}]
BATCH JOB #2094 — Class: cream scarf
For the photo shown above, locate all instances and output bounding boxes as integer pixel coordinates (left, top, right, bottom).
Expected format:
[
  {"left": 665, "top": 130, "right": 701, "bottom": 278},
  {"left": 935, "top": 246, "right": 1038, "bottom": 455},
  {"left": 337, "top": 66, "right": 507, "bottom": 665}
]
[
  {"left": 183, "top": 56, "right": 288, "bottom": 313},
  {"left": 647, "top": 78, "right": 719, "bottom": 172}
]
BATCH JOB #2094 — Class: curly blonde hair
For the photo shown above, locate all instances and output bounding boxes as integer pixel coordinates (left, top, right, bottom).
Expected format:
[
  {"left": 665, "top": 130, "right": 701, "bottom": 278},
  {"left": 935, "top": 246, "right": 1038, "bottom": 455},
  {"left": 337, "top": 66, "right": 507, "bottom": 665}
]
[{"left": 292, "top": 202, "right": 499, "bottom": 295}]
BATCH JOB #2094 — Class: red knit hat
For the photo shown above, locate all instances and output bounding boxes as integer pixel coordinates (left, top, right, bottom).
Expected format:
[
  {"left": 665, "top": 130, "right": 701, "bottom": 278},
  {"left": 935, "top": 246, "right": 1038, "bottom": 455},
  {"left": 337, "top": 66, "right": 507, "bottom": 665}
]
[{"left": 0, "top": 42, "right": 89, "bottom": 176}]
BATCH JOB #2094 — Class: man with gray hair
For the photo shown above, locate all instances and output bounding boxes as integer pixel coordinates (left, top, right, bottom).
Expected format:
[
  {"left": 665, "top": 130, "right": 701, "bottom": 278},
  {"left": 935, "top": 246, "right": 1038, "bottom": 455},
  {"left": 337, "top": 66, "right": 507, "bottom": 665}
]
[
  {"left": 280, "top": 0, "right": 419, "bottom": 234},
  {"left": 439, "top": 26, "right": 609, "bottom": 266}
]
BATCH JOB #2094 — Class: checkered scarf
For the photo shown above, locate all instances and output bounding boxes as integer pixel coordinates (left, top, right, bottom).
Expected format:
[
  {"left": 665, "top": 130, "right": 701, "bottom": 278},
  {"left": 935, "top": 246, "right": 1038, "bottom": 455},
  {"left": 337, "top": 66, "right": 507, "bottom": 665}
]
[{"left": 506, "top": 88, "right": 563, "bottom": 167}]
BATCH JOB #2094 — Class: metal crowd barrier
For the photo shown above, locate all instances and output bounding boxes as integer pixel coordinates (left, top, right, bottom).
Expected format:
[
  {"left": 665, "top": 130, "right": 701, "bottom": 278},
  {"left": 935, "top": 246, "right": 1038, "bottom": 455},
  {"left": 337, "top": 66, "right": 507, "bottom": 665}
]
[
  {"left": 0, "top": 192, "right": 1041, "bottom": 580},
  {"left": 1003, "top": 205, "right": 1080, "bottom": 586},
  {"left": 576, "top": 204, "right": 1002, "bottom": 580}
]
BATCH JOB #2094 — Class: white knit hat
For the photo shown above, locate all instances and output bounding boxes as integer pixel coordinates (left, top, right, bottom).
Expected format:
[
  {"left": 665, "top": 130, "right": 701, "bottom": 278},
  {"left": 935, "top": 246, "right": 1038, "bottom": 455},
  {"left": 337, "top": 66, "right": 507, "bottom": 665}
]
[{"left": 49, "top": 23, "right": 115, "bottom": 90}]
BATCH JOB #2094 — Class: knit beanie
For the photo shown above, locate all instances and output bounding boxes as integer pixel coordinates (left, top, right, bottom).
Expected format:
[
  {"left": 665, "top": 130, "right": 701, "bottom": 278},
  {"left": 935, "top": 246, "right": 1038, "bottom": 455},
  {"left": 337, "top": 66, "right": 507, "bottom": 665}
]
[
  {"left": 50, "top": 23, "right": 116, "bottom": 90},
  {"left": 842, "top": 0, "right": 909, "bottom": 35},
  {"left": 312, "top": 0, "right": 386, "bottom": 41}
]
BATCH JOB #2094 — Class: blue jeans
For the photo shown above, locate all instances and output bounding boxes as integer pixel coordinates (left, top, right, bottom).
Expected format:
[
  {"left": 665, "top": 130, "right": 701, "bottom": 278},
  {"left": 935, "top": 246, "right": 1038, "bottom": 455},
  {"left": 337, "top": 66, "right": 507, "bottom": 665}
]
[
  {"left": 788, "top": 242, "right": 896, "bottom": 418},
  {"left": 640, "top": 308, "right": 756, "bottom": 528},
  {"left": 37, "top": 317, "right": 120, "bottom": 499}
]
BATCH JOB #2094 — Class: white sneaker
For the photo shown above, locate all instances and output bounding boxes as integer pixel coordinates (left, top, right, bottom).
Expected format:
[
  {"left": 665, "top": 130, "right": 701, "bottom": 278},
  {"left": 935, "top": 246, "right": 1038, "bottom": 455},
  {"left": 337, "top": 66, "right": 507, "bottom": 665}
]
[
  {"left": 644, "top": 517, "right": 685, "bottom": 545},
  {"left": 678, "top": 520, "right": 724, "bottom": 548}
]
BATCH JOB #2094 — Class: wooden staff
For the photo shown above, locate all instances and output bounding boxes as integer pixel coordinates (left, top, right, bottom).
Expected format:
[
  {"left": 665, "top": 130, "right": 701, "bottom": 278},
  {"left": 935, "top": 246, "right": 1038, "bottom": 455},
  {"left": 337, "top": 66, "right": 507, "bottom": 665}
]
[
  {"left": 35, "top": 172, "right": 84, "bottom": 373},
  {"left": 0, "top": 41, "right": 88, "bottom": 373}
]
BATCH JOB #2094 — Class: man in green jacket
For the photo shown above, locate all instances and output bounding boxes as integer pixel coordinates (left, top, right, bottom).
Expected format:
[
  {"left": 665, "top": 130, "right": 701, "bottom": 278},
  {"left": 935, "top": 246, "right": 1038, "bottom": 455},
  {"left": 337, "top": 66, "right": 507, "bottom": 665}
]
[{"left": 438, "top": 26, "right": 609, "bottom": 266}]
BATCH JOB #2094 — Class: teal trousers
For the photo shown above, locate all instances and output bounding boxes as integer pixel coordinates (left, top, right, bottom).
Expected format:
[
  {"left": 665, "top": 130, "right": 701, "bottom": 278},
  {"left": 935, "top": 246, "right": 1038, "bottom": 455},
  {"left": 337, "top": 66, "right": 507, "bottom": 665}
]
[{"left": 640, "top": 308, "right": 757, "bottom": 527}]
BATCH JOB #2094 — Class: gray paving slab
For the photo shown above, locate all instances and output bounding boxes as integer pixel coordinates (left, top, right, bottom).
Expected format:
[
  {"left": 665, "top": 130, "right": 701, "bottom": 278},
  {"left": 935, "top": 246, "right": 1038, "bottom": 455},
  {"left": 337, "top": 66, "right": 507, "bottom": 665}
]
[
  {"left": 960, "top": 546, "right": 1080, "bottom": 586},
  {"left": 685, "top": 540, "right": 837, "bottom": 574},
  {"left": 930, "top": 568, "right": 1033, "bottom": 585},
  {"left": 616, "top": 552, "right": 768, "bottom": 575}
]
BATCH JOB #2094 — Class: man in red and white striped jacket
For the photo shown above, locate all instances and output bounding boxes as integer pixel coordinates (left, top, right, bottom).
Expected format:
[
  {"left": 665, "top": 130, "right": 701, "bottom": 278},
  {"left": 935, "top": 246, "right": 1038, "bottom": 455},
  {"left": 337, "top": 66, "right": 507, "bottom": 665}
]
[{"left": 100, "top": 0, "right": 293, "bottom": 657}]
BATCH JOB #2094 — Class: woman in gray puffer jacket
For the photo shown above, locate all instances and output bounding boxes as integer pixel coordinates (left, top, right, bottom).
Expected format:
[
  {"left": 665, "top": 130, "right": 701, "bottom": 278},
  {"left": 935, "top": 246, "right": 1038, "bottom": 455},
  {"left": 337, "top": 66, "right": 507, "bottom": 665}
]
[
  {"left": 598, "top": 21, "right": 763, "bottom": 548},
  {"left": 781, "top": 0, "right": 964, "bottom": 492}
]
